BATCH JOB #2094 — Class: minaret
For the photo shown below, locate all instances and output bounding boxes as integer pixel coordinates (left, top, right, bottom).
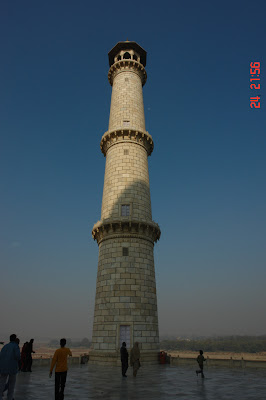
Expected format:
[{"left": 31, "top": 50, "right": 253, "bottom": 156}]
[{"left": 90, "top": 41, "right": 161, "bottom": 365}]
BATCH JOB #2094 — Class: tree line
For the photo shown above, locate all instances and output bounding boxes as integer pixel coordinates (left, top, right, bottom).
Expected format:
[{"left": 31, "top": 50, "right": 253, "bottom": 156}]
[
  {"left": 48, "top": 335, "right": 266, "bottom": 353},
  {"left": 160, "top": 336, "right": 266, "bottom": 353}
]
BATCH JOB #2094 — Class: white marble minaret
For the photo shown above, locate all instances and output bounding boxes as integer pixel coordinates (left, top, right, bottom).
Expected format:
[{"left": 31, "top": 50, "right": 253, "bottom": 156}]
[{"left": 90, "top": 41, "right": 161, "bottom": 365}]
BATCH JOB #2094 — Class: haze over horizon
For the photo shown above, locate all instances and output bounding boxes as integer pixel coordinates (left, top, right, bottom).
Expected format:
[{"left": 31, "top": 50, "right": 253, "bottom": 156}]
[{"left": 1, "top": 0, "right": 265, "bottom": 341}]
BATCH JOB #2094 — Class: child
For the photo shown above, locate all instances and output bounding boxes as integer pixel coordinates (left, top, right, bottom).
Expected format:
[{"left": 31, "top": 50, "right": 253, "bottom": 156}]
[
  {"left": 196, "top": 350, "right": 206, "bottom": 378},
  {"left": 49, "top": 338, "right": 72, "bottom": 400}
]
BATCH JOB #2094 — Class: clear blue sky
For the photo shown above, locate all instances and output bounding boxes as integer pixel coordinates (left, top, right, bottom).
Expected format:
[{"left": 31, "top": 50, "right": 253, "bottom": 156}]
[{"left": 0, "top": 0, "right": 265, "bottom": 341}]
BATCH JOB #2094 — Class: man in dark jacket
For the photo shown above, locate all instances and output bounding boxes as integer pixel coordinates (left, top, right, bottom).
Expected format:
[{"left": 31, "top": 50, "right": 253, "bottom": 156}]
[
  {"left": 0, "top": 334, "right": 21, "bottom": 399},
  {"left": 120, "top": 342, "right": 128, "bottom": 377}
]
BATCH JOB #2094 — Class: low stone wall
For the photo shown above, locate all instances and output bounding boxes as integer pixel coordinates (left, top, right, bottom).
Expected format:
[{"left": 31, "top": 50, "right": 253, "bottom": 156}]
[
  {"left": 32, "top": 354, "right": 266, "bottom": 370},
  {"left": 170, "top": 355, "right": 266, "bottom": 369},
  {"left": 32, "top": 356, "right": 81, "bottom": 367}
]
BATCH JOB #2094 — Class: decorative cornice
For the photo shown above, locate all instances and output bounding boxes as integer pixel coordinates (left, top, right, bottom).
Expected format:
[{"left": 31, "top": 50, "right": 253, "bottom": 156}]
[
  {"left": 92, "top": 219, "right": 161, "bottom": 245},
  {"left": 100, "top": 128, "right": 153, "bottom": 157},
  {"left": 108, "top": 60, "right": 147, "bottom": 86}
]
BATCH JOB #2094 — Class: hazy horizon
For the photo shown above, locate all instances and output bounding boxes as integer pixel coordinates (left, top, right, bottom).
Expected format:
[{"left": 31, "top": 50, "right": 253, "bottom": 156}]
[{"left": 1, "top": 331, "right": 266, "bottom": 345}]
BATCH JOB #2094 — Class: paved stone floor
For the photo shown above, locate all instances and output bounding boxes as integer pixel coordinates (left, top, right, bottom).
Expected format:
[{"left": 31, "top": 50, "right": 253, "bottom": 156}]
[{"left": 9, "top": 364, "right": 266, "bottom": 399}]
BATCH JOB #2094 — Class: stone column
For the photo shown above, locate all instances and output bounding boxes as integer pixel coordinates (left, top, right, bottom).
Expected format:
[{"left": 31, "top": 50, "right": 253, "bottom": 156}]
[{"left": 90, "top": 41, "right": 161, "bottom": 365}]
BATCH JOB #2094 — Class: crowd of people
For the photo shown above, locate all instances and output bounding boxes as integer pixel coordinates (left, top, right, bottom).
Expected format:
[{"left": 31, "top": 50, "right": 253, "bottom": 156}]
[{"left": 0, "top": 334, "right": 206, "bottom": 399}]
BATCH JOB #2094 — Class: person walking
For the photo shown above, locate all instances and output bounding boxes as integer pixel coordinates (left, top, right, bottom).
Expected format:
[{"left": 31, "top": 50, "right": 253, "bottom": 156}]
[
  {"left": 2, "top": 338, "right": 21, "bottom": 396},
  {"left": 49, "top": 338, "right": 72, "bottom": 400},
  {"left": 0, "top": 334, "right": 21, "bottom": 400},
  {"left": 21, "top": 342, "right": 29, "bottom": 372},
  {"left": 196, "top": 350, "right": 206, "bottom": 378},
  {"left": 130, "top": 342, "right": 141, "bottom": 377},
  {"left": 120, "top": 342, "right": 128, "bottom": 377},
  {"left": 26, "top": 339, "right": 35, "bottom": 372}
]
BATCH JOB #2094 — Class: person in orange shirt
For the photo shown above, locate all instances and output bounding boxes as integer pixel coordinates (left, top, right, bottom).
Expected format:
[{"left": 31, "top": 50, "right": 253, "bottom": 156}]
[{"left": 49, "top": 338, "right": 72, "bottom": 400}]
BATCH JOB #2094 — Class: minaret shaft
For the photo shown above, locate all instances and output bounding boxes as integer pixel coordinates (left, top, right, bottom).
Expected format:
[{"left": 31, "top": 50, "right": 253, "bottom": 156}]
[
  {"left": 90, "top": 42, "right": 160, "bottom": 365},
  {"left": 101, "top": 143, "right": 152, "bottom": 221},
  {"left": 108, "top": 70, "right": 146, "bottom": 132}
]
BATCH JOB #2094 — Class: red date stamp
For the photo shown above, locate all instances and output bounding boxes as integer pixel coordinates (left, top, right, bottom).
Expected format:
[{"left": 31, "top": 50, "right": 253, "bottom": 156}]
[{"left": 250, "top": 62, "right": 260, "bottom": 108}]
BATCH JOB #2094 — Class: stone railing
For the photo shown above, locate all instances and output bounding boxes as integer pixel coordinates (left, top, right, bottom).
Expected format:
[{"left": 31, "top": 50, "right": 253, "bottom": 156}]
[
  {"left": 170, "top": 355, "right": 266, "bottom": 369},
  {"left": 32, "top": 355, "right": 89, "bottom": 367}
]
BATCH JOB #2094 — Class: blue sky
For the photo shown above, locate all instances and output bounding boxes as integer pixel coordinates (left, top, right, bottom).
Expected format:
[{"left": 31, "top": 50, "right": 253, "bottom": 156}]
[{"left": 0, "top": 0, "right": 265, "bottom": 340}]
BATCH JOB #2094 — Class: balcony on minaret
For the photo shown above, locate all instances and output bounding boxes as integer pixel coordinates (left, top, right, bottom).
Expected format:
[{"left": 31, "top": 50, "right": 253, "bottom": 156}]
[{"left": 108, "top": 41, "right": 146, "bottom": 67}]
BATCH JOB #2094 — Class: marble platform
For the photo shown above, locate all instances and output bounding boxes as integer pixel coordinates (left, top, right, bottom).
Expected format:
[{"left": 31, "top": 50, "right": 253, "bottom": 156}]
[{"left": 9, "top": 363, "right": 266, "bottom": 399}]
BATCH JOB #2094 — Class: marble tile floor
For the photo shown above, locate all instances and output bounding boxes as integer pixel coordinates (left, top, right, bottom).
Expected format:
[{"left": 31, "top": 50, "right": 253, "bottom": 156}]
[{"left": 8, "top": 364, "right": 266, "bottom": 400}]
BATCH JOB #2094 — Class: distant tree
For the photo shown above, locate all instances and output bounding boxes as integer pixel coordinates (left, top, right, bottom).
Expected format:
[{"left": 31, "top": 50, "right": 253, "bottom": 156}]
[
  {"left": 160, "top": 335, "right": 266, "bottom": 354},
  {"left": 66, "top": 338, "right": 72, "bottom": 347},
  {"left": 80, "top": 338, "right": 90, "bottom": 347}
]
